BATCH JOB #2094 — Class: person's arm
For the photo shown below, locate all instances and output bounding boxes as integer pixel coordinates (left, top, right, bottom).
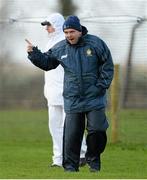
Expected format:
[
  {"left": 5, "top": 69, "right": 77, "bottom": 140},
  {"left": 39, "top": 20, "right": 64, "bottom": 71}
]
[
  {"left": 25, "top": 39, "right": 59, "bottom": 71},
  {"left": 96, "top": 41, "right": 114, "bottom": 90}
]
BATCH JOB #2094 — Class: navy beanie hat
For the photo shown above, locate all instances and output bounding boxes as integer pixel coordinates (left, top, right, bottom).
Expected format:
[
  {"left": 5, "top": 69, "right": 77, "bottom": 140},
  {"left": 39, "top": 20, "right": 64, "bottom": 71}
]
[{"left": 63, "top": 15, "right": 82, "bottom": 32}]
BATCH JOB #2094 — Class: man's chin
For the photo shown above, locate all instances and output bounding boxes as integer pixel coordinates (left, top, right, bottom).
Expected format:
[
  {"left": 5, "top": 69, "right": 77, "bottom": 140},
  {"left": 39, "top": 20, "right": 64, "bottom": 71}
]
[{"left": 69, "top": 40, "right": 76, "bottom": 45}]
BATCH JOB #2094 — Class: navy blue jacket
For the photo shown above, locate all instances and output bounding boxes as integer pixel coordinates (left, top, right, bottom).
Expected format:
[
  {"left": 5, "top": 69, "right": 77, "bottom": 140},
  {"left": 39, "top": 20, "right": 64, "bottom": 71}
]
[{"left": 28, "top": 30, "right": 114, "bottom": 113}]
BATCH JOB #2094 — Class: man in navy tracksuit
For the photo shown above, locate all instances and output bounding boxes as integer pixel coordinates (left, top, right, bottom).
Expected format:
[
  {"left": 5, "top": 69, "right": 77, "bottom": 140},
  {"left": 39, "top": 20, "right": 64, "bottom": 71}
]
[{"left": 26, "top": 15, "right": 114, "bottom": 172}]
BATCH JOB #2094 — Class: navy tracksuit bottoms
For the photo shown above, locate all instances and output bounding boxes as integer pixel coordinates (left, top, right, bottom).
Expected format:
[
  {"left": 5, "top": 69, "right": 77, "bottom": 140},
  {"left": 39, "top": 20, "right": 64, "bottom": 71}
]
[{"left": 63, "top": 108, "right": 108, "bottom": 171}]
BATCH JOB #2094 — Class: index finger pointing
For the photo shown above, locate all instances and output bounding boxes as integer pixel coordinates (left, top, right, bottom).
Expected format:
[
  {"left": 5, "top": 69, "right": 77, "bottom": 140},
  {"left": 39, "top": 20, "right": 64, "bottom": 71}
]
[{"left": 25, "top": 39, "right": 32, "bottom": 45}]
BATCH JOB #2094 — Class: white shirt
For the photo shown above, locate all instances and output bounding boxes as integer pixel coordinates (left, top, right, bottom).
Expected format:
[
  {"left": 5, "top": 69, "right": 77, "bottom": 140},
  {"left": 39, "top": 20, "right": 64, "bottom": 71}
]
[{"left": 43, "top": 13, "right": 65, "bottom": 105}]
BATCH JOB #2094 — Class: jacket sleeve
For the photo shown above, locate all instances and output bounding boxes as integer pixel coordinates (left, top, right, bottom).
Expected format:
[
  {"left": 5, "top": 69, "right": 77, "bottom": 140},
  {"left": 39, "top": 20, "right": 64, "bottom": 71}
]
[
  {"left": 96, "top": 41, "right": 114, "bottom": 89},
  {"left": 28, "top": 47, "right": 60, "bottom": 71}
]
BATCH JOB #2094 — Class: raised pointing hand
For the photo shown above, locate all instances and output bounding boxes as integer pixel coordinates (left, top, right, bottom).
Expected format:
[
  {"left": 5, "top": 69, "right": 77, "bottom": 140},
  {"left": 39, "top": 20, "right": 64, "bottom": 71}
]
[{"left": 25, "top": 38, "right": 33, "bottom": 52}]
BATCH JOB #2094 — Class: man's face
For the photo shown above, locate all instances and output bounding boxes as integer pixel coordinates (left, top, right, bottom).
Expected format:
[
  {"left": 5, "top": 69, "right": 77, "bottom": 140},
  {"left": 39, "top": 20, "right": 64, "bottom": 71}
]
[
  {"left": 45, "top": 25, "right": 55, "bottom": 34},
  {"left": 64, "top": 29, "right": 82, "bottom": 45}
]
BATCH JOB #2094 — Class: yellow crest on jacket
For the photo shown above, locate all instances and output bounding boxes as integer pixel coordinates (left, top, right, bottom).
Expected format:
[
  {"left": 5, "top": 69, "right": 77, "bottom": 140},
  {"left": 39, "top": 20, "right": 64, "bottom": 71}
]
[{"left": 86, "top": 48, "right": 92, "bottom": 56}]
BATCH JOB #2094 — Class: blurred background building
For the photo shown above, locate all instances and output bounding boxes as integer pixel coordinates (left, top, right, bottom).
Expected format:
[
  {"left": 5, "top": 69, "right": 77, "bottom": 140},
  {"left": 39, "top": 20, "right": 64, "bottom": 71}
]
[{"left": 0, "top": 0, "right": 147, "bottom": 109}]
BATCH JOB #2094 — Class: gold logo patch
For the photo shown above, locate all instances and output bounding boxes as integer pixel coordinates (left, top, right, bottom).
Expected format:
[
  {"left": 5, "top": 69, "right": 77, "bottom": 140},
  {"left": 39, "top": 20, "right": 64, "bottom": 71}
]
[{"left": 86, "top": 48, "right": 92, "bottom": 56}]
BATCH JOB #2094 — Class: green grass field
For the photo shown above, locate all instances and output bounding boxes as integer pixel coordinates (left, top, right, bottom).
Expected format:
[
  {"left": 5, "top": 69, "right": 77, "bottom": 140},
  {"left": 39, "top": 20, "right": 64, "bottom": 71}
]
[{"left": 0, "top": 109, "right": 147, "bottom": 179}]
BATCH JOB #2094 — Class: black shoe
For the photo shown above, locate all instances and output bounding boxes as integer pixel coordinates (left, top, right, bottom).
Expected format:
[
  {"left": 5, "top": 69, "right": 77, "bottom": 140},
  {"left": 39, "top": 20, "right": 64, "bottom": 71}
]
[
  {"left": 89, "top": 162, "right": 100, "bottom": 172},
  {"left": 79, "top": 158, "right": 86, "bottom": 167},
  {"left": 87, "top": 156, "right": 101, "bottom": 172},
  {"left": 89, "top": 166, "right": 100, "bottom": 172},
  {"left": 64, "top": 164, "right": 79, "bottom": 172},
  {"left": 64, "top": 168, "right": 78, "bottom": 172}
]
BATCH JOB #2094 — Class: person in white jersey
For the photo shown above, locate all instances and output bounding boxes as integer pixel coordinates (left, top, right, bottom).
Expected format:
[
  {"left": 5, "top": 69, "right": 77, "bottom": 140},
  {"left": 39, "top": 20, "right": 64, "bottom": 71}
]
[{"left": 41, "top": 13, "right": 87, "bottom": 167}]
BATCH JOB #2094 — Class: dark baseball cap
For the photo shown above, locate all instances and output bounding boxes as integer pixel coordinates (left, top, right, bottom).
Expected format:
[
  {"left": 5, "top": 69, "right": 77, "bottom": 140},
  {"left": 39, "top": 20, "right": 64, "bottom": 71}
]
[{"left": 41, "top": 20, "right": 51, "bottom": 26}]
